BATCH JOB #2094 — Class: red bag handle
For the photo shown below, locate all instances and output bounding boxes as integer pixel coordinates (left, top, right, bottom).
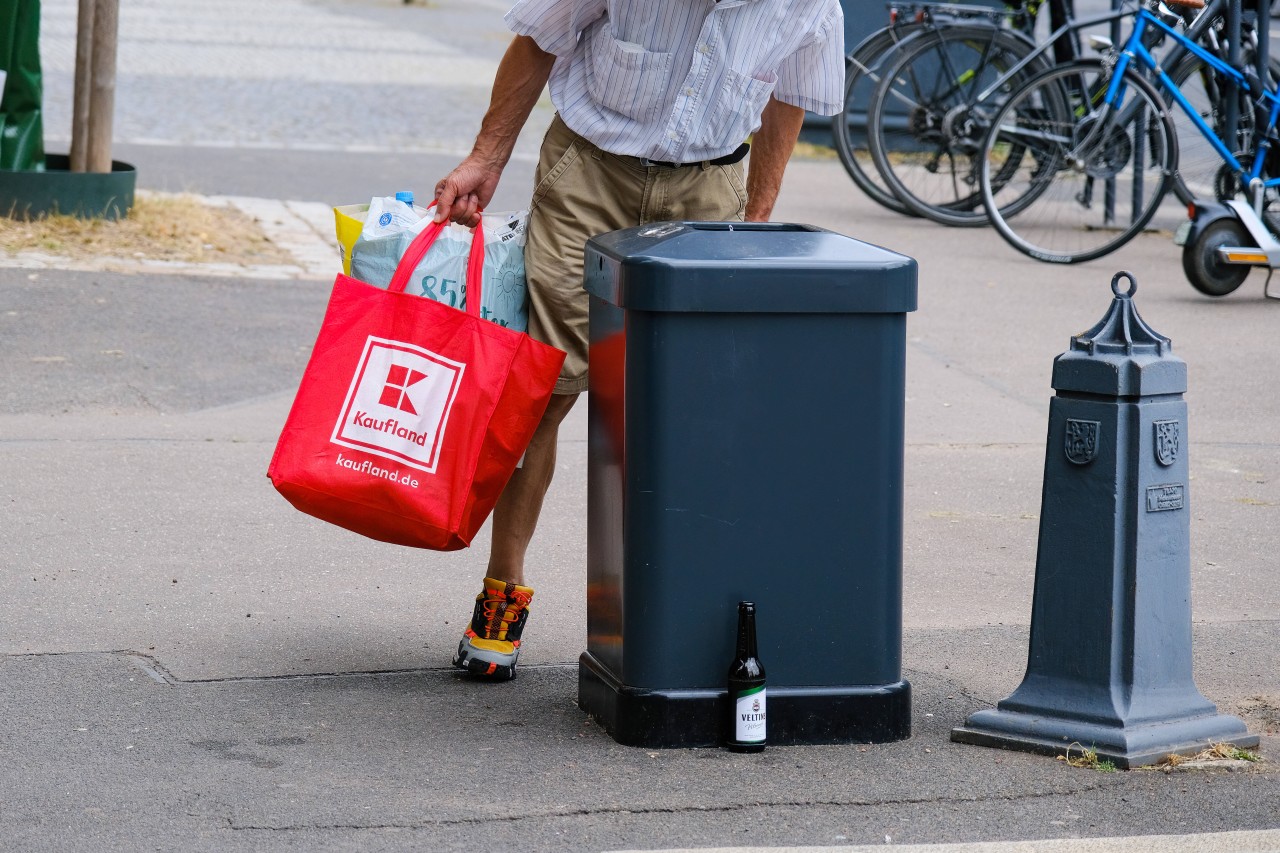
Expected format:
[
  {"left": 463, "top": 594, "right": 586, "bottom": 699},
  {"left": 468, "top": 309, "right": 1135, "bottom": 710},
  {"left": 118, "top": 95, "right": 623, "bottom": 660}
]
[{"left": 387, "top": 210, "right": 486, "bottom": 319}]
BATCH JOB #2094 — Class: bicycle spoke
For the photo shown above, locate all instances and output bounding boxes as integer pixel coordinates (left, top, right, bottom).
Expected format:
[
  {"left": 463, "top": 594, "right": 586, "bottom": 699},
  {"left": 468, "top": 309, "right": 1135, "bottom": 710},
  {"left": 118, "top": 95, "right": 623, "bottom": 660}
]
[
  {"left": 832, "top": 24, "right": 926, "bottom": 216},
  {"left": 980, "top": 60, "right": 1175, "bottom": 264},
  {"left": 869, "top": 25, "right": 1050, "bottom": 226}
]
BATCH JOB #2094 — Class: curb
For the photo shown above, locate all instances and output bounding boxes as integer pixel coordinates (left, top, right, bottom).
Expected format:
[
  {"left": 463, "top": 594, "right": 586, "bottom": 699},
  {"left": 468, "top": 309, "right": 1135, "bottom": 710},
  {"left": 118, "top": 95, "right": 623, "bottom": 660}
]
[{"left": 609, "top": 829, "right": 1280, "bottom": 853}]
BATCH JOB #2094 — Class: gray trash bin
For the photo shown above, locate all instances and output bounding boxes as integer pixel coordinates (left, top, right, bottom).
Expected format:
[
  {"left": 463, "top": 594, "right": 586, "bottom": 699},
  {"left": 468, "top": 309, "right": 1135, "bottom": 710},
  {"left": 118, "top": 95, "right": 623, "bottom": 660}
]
[{"left": 579, "top": 222, "right": 918, "bottom": 748}]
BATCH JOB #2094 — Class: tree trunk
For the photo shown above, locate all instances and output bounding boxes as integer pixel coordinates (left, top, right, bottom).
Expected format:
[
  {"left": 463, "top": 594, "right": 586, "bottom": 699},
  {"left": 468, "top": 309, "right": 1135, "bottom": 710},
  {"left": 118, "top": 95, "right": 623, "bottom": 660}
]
[
  {"left": 69, "top": 0, "right": 94, "bottom": 172},
  {"left": 85, "top": 0, "right": 118, "bottom": 174}
]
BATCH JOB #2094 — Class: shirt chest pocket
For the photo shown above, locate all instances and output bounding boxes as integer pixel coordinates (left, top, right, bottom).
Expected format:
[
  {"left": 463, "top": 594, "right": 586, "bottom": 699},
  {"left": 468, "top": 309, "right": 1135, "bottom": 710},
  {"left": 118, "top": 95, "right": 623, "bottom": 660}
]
[
  {"left": 696, "top": 69, "right": 778, "bottom": 149},
  {"left": 585, "top": 26, "right": 673, "bottom": 124}
]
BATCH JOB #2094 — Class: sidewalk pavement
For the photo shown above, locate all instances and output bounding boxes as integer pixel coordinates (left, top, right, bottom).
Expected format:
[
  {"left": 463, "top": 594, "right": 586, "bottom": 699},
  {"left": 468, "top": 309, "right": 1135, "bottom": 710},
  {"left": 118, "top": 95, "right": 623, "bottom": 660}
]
[
  {"left": 2, "top": 156, "right": 1277, "bottom": 852},
  {"left": 2, "top": 0, "right": 1277, "bottom": 850}
]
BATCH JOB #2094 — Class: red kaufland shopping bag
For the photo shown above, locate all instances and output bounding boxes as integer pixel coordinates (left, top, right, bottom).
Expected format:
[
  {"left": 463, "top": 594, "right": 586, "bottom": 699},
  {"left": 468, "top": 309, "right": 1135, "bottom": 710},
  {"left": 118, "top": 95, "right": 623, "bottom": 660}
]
[{"left": 268, "top": 217, "right": 565, "bottom": 550}]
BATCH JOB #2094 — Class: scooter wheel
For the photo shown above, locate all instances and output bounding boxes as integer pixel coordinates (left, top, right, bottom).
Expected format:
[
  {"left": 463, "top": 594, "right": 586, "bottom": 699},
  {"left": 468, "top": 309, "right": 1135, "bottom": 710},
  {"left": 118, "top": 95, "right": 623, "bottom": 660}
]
[{"left": 1182, "top": 219, "right": 1252, "bottom": 297}]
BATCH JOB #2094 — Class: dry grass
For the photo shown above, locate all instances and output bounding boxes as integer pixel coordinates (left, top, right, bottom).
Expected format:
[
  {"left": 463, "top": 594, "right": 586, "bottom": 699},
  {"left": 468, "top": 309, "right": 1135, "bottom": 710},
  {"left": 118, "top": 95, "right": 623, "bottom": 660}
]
[
  {"left": 1058, "top": 742, "right": 1262, "bottom": 772},
  {"left": 1057, "top": 743, "right": 1118, "bottom": 772},
  {"left": 0, "top": 193, "right": 295, "bottom": 266},
  {"left": 1161, "top": 743, "right": 1262, "bottom": 766},
  {"left": 792, "top": 140, "right": 838, "bottom": 161}
]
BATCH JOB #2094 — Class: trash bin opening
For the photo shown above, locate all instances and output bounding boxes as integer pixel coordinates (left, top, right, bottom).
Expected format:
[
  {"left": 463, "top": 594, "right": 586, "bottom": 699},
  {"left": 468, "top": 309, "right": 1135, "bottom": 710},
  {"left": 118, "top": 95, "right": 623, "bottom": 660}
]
[{"left": 682, "top": 222, "right": 824, "bottom": 233}]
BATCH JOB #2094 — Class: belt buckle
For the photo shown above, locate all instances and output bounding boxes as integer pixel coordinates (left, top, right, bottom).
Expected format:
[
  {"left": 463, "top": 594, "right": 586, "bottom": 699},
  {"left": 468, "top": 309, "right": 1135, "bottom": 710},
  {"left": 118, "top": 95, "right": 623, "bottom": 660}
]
[{"left": 639, "top": 157, "right": 660, "bottom": 168}]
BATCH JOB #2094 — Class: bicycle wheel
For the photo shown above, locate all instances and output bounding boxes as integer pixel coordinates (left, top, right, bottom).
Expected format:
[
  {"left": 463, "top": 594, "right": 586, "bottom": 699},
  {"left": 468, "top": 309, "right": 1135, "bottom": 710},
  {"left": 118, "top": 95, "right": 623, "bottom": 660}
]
[
  {"left": 832, "top": 24, "right": 924, "bottom": 216},
  {"left": 980, "top": 60, "right": 1176, "bottom": 264},
  {"left": 867, "top": 24, "right": 1046, "bottom": 227}
]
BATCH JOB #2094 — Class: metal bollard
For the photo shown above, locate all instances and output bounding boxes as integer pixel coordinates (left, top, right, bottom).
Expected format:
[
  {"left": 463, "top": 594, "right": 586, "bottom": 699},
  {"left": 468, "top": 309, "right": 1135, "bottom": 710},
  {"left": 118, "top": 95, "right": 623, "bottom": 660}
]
[{"left": 951, "top": 272, "right": 1259, "bottom": 769}]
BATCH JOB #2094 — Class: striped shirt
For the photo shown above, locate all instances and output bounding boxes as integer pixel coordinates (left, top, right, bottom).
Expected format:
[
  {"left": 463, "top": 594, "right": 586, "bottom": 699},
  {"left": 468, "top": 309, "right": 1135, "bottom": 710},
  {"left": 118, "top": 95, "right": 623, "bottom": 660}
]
[{"left": 505, "top": 0, "right": 844, "bottom": 162}]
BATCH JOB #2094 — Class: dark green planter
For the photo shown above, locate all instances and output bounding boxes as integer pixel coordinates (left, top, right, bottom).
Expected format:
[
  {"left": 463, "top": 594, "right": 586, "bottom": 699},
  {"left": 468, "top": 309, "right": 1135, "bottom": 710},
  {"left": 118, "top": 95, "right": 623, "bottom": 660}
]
[{"left": 0, "top": 154, "right": 136, "bottom": 220}]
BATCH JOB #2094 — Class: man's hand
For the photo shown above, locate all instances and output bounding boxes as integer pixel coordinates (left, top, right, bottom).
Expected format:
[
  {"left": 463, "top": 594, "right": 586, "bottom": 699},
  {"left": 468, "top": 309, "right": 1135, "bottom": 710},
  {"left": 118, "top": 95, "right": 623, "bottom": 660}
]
[
  {"left": 430, "top": 35, "right": 556, "bottom": 229},
  {"left": 434, "top": 157, "right": 503, "bottom": 228}
]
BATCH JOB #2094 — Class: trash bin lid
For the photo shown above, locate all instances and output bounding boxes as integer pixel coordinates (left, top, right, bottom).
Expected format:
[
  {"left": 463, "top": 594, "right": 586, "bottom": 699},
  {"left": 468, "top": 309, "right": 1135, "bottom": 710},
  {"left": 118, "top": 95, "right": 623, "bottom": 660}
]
[{"left": 584, "top": 222, "right": 917, "bottom": 313}]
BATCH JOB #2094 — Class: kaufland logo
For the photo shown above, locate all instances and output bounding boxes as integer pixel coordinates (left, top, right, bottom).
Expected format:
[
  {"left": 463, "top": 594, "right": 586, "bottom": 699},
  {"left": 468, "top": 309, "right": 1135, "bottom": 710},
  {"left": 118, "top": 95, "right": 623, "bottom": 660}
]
[
  {"left": 331, "top": 336, "right": 466, "bottom": 473},
  {"left": 380, "top": 364, "right": 426, "bottom": 415}
]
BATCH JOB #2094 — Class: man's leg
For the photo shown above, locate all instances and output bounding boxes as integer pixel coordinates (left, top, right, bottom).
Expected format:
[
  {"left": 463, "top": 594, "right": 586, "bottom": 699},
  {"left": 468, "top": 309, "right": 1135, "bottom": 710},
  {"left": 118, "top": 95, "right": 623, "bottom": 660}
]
[
  {"left": 454, "top": 115, "right": 641, "bottom": 679},
  {"left": 485, "top": 391, "right": 579, "bottom": 586},
  {"left": 451, "top": 392, "right": 577, "bottom": 680}
]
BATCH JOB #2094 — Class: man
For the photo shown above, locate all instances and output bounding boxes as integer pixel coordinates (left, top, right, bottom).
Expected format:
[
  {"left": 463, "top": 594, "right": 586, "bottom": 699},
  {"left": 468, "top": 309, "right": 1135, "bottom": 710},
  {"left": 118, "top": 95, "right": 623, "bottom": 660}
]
[{"left": 435, "top": 0, "right": 844, "bottom": 680}]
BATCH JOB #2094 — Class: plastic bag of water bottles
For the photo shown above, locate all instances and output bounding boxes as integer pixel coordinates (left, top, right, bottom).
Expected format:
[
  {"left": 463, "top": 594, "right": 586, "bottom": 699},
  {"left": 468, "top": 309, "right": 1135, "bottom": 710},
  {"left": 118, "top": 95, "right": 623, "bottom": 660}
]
[
  {"left": 349, "top": 193, "right": 426, "bottom": 286},
  {"left": 351, "top": 195, "right": 529, "bottom": 332}
]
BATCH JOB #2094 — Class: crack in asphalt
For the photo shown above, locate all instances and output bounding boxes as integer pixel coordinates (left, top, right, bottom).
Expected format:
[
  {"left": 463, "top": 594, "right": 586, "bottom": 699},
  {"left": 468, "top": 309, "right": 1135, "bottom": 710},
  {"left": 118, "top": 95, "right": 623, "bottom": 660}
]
[
  {"left": 7, "top": 650, "right": 578, "bottom": 685},
  {"left": 222, "top": 783, "right": 1125, "bottom": 832},
  {"left": 9, "top": 639, "right": 1274, "bottom": 694},
  {"left": 146, "top": 657, "right": 577, "bottom": 686}
]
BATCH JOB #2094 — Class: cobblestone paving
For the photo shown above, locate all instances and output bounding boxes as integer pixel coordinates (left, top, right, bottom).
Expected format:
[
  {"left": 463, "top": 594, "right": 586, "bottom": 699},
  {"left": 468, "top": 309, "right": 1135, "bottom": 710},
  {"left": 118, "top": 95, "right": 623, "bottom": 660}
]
[{"left": 38, "top": 0, "right": 553, "bottom": 159}]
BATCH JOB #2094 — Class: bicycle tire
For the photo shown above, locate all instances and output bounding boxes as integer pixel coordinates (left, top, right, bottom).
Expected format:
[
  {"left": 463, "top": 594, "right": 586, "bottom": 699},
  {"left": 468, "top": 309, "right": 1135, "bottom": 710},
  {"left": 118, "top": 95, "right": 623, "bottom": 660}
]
[
  {"left": 832, "top": 24, "right": 925, "bottom": 216},
  {"left": 867, "top": 24, "right": 1046, "bottom": 227},
  {"left": 980, "top": 59, "right": 1176, "bottom": 264}
]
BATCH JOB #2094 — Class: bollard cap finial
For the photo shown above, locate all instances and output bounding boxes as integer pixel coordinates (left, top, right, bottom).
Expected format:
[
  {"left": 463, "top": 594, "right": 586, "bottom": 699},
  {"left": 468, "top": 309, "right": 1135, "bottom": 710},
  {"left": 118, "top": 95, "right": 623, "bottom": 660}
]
[
  {"left": 1051, "top": 272, "right": 1186, "bottom": 397},
  {"left": 1070, "top": 272, "right": 1171, "bottom": 358}
]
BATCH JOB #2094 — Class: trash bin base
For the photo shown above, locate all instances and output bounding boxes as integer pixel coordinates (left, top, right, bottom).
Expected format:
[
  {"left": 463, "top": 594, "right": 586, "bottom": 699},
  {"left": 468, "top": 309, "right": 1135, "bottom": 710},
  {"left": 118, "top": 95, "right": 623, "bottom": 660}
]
[{"left": 579, "top": 652, "right": 911, "bottom": 748}]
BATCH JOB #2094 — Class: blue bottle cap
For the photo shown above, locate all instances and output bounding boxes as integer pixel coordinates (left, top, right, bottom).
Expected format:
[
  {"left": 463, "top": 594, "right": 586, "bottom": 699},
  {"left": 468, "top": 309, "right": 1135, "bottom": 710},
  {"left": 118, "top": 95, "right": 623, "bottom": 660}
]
[{"left": 395, "top": 191, "right": 414, "bottom": 206}]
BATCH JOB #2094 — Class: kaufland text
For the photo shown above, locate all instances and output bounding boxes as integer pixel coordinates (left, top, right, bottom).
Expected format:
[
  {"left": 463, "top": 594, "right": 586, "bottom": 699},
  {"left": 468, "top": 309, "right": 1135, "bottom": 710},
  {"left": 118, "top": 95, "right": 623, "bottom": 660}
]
[
  {"left": 335, "top": 453, "right": 419, "bottom": 489},
  {"left": 351, "top": 412, "right": 430, "bottom": 446}
]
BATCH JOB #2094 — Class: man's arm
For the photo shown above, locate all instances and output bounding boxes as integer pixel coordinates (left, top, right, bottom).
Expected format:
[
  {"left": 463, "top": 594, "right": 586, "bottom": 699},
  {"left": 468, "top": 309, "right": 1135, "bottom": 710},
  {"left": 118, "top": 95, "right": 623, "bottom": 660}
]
[
  {"left": 433, "top": 35, "right": 557, "bottom": 227},
  {"left": 744, "top": 96, "right": 806, "bottom": 222}
]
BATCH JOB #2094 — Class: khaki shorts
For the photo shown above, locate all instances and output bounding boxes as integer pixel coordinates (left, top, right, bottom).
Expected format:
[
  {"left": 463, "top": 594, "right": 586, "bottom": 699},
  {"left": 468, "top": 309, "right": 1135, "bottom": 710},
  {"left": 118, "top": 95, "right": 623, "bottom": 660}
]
[{"left": 525, "top": 114, "right": 747, "bottom": 395}]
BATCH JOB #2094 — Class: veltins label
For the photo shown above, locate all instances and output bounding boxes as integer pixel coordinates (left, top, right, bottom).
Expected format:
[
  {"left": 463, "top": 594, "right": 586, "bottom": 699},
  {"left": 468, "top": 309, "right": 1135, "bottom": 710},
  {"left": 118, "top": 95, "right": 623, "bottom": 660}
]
[
  {"left": 735, "top": 686, "right": 767, "bottom": 743},
  {"left": 331, "top": 336, "right": 466, "bottom": 474}
]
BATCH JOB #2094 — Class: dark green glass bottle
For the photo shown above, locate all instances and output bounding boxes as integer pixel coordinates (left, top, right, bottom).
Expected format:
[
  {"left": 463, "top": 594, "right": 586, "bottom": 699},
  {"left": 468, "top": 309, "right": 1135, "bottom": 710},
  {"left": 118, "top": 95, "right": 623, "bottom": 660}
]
[{"left": 726, "top": 601, "right": 766, "bottom": 752}]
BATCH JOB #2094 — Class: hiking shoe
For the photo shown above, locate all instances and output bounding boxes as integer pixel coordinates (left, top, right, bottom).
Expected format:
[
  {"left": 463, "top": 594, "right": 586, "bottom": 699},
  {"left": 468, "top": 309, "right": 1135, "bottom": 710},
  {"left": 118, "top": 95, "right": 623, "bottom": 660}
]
[{"left": 452, "top": 577, "right": 534, "bottom": 680}]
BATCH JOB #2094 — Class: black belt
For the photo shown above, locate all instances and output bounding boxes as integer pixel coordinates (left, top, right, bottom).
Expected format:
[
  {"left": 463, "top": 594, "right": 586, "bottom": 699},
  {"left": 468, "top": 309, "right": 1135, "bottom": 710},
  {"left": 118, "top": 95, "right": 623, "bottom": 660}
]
[{"left": 637, "top": 142, "right": 750, "bottom": 169}]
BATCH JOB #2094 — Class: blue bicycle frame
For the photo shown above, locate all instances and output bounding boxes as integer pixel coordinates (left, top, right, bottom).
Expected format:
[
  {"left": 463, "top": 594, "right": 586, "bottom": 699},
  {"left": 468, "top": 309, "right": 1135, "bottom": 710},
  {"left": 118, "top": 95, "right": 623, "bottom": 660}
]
[{"left": 1106, "top": 6, "right": 1280, "bottom": 194}]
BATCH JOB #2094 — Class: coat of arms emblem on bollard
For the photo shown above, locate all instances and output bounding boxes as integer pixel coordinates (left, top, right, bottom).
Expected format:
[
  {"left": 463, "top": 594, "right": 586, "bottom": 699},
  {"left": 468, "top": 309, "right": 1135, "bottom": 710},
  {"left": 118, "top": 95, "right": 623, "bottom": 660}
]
[
  {"left": 1155, "top": 419, "right": 1180, "bottom": 466},
  {"left": 1063, "top": 419, "right": 1099, "bottom": 465}
]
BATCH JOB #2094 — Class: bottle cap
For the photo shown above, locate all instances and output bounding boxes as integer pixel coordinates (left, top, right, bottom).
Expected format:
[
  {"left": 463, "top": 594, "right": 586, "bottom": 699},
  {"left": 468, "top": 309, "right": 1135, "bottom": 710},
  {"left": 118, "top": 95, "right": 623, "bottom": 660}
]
[{"left": 395, "top": 191, "right": 414, "bottom": 206}]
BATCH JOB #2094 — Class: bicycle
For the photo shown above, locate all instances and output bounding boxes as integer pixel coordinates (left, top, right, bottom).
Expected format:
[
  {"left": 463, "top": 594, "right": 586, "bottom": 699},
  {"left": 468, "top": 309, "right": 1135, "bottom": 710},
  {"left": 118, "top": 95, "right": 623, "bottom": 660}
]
[
  {"left": 831, "top": 1, "right": 1039, "bottom": 217},
  {"left": 831, "top": 13, "right": 930, "bottom": 216},
  {"left": 1165, "top": 5, "right": 1278, "bottom": 203},
  {"left": 866, "top": 0, "right": 1260, "bottom": 226},
  {"left": 865, "top": 0, "right": 1071, "bottom": 225},
  {"left": 977, "top": 0, "right": 1277, "bottom": 263}
]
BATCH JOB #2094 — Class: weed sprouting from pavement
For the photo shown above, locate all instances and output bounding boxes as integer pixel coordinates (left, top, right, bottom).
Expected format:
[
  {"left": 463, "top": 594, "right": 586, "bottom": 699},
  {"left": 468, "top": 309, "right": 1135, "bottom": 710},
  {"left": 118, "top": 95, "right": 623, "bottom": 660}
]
[
  {"left": 1058, "top": 743, "right": 1118, "bottom": 772},
  {"left": 1160, "top": 743, "right": 1262, "bottom": 767}
]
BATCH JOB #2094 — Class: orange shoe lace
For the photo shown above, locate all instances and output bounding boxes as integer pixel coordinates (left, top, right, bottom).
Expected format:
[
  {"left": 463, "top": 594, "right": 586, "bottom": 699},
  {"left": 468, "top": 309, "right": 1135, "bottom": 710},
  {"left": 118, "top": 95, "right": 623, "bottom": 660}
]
[
  {"left": 500, "top": 589, "right": 532, "bottom": 642},
  {"left": 479, "top": 586, "right": 532, "bottom": 640}
]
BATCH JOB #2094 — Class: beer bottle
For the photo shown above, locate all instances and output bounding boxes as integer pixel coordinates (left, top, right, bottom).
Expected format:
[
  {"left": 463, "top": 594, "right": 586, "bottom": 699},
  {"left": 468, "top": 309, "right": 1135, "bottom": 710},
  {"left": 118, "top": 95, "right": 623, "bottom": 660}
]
[{"left": 726, "top": 601, "right": 766, "bottom": 752}]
